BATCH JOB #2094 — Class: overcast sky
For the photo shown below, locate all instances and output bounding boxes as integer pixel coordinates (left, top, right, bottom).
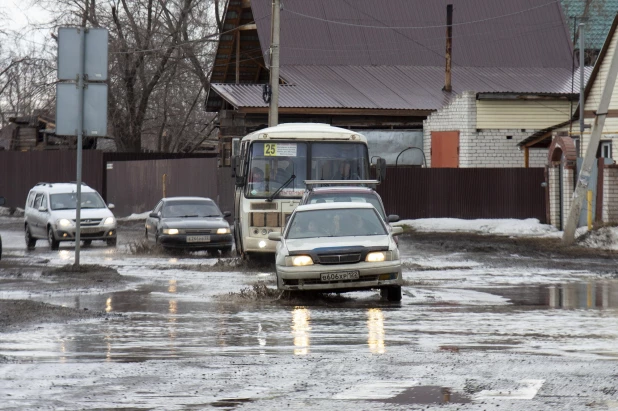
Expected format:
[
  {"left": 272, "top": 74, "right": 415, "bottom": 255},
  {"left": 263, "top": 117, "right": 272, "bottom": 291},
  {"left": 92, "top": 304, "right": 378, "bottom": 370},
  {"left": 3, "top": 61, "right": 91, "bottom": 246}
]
[{"left": 2, "top": 0, "right": 53, "bottom": 48}]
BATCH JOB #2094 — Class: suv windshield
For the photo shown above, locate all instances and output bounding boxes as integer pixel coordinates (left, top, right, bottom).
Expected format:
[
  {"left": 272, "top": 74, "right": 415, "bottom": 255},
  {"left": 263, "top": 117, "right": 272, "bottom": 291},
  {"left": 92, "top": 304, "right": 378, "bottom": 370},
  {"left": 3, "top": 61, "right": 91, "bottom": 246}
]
[
  {"left": 50, "top": 192, "right": 107, "bottom": 210},
  {"left": 162, "top": 201, "right": 221, "bottom": 218},
  {"left": 287, "top": 208, "right": 386, "bottom": 239},
  {"left": 307, "top": 192, "right": 385, "bottom": 219}
]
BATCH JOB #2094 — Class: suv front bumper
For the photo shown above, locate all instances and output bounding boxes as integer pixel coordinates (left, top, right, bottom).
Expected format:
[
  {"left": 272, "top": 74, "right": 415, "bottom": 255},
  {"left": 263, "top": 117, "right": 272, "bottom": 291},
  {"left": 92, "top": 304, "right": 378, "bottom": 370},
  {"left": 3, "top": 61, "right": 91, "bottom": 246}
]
[{"left": 53, "top": 226, "right": 117, "bottom": 241}]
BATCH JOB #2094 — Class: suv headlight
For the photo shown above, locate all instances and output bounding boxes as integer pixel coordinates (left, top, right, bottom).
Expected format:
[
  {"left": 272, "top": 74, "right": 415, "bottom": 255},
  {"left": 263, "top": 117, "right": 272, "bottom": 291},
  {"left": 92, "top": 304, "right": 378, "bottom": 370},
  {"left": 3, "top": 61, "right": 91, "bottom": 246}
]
[
  {"left": 285, "top": 255, "right": 314, "bottom": 266},
  {"left": 365, "top": 251, "right": 392, "bottom": 262},
  {"left": 57, "top": 218, "right": 74, "bottom": 228},
  {"left": 163, "top": 228, "right": 179, "bottom": 235},
  {"left": 104, "top": 217, "right": 116, "bottom": 225},
  {"left": 216, "top": 227, "right": 231, "bottom": 234}
]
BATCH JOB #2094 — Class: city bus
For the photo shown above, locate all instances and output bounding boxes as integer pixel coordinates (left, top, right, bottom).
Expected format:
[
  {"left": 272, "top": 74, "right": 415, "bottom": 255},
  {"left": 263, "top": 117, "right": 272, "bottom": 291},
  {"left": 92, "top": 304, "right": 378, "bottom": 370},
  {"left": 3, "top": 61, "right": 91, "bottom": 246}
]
[{"left": 231, "top": 123, "right": 384, "bottom": 258}]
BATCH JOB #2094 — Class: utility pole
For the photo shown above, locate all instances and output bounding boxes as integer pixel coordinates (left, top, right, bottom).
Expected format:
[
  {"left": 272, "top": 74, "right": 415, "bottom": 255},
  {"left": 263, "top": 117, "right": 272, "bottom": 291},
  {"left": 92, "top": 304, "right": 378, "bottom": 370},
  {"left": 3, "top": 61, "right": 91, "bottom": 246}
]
[
  {"left": 268, "top": 0, "right": 280, "bottom": 127},
  {"left": 579, "top": 23, "right": 586, "bottom": 137},
  {"left": 562, "top": 36, "right": 618, "bottom": 244}
]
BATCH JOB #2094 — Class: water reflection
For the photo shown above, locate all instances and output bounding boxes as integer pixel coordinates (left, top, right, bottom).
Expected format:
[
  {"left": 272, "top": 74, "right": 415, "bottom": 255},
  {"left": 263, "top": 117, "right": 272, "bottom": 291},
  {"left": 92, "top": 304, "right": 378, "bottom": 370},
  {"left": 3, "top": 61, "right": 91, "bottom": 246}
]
[
  {"left": 168, "top": 279, "right": 177, "bottom": 294},
  {"left": 291, "top": 307, "right": 311, "bottom": 355},
  {"left": 168, "top": 300, "right": 178, "bottom": 353},
  {"left": 106, "top": 297, "right": 113, "bottom": 313},
  {"left": 59, "top": 250, "right": 72, "bottom": 261},
  {"left": 367, "top": 308, "right": 385, "bottom": 354},
  {"left": 548, "top": 281, "right": 617, "bottom": 309}
]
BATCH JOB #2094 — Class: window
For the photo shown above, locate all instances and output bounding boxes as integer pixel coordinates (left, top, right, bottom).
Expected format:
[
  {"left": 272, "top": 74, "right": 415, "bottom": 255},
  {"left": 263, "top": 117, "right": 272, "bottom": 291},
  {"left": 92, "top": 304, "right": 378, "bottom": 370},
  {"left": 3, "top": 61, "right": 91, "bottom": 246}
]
[
  {"left": 33, "top": 193, "right": 44, "bottom": 209},
  {"left": 310, "top": 143, "right": 369, "bottom": 180},
  {"left": 162, "top": 201, "right": 221, "bottom": 218},
  {"left": 246, "top": 142, "right": 308, "bottom": 198},
  {"left": 286, "top": 208, "right": 386, "bottom": 239},
  {"left": 601, "top": 141, "right": 612, "bottom": 159}
]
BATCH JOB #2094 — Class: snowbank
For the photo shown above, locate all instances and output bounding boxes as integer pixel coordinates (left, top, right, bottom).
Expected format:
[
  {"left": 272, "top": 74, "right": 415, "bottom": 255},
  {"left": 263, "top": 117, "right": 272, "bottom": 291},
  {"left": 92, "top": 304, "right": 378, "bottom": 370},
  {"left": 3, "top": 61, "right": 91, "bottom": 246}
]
[
  {"left": 394, "top": 218, "right": 559, "bottom": 237},
  {"left": 0, "top": 206, "right": 24, "bottom": 217},
  {"left": 118, "top": 211, "right": 150, "bottom": 221}
]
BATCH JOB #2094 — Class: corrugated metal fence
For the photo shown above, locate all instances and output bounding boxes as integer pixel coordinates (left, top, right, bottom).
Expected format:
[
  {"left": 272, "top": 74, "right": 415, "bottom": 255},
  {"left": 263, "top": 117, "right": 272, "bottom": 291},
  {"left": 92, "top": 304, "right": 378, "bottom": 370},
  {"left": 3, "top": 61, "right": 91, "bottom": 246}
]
[
  {"left": 376, "top": 167, "right": 546, "bottom": 222},
  {"left": 0, "top": 151, "right": 546, "bottom": 222},
  {"left": 0, "top": 151, "right": 105, "bottom": 209}
]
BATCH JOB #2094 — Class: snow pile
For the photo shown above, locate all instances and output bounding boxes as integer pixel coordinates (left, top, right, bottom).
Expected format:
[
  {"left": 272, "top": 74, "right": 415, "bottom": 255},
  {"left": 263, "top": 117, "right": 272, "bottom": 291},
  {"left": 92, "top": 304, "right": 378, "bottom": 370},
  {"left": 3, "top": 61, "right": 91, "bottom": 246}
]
[
  {"left": 576, "top": 226, "right": 618, "bottom": 251},
  {"left": 118, "top": 211, "right": 150, "bottom": 221},
  {"left": 0, "top": 206, "right": 24, "bottom": 217},
  {"left": 395, "top": 218, "right": 559, "bottom": 237}
]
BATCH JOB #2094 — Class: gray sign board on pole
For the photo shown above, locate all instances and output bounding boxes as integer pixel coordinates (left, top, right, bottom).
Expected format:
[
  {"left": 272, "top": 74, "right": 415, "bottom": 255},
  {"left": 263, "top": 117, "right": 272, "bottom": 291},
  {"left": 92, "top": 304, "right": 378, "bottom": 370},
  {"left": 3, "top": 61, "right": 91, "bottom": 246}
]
[
  {"left": 57, "top": 27, "right": 108, "bottom": 81},
  {"left": 56, "top": 83, "right": 108, "bottom": 136}
]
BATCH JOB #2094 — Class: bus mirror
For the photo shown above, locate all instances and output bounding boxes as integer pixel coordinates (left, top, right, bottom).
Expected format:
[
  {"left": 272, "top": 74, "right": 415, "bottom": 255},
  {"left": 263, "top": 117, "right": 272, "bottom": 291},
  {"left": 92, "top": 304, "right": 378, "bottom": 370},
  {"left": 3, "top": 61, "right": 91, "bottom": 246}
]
[
  {"left": 376, "top": 158, "right": 387, "bottom": 182},
  {"left": 231, "top": 156, "right": 237, "bottom": 178},
  {"left": 231, "top": 138, "right": 240, "bottom": 157},
  {"left": 235, "top": 173, "right": 245, "bottom": 187}
]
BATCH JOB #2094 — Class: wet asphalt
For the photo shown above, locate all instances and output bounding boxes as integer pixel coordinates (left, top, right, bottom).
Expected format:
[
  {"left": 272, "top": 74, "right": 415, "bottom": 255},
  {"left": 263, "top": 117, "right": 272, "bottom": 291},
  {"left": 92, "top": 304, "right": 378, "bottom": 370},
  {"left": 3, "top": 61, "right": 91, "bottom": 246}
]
[{"left": 1, "top": 217, "right": 618, "bottom": 410}]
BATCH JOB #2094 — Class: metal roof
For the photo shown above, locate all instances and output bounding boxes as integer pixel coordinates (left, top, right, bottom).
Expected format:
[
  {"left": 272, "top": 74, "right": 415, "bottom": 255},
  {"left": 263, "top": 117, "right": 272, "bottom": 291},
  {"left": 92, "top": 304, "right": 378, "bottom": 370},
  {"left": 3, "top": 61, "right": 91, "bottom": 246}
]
[
  {"left": 250, "top": 0, "right": 573, "bottom": 69},
  {"left": 562, "top": 0, "right": 618, "bottom": 50},
  {"left": 212, "top": 66, "right": 592, "bottom": 111}
]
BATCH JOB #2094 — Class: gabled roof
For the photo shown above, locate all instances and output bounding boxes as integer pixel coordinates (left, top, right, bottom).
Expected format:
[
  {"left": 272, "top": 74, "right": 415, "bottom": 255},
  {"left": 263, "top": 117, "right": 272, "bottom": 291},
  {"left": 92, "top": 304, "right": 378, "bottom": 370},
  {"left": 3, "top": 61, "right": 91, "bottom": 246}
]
[
  {"left": 209, "top": 0, "right": 577, "bottom": 113},
  {"left": 251, "top": 0, "right": 573, "bottom": 69},
  {"left": 562, "top": 0, "right": 618, "bottom": 50}
]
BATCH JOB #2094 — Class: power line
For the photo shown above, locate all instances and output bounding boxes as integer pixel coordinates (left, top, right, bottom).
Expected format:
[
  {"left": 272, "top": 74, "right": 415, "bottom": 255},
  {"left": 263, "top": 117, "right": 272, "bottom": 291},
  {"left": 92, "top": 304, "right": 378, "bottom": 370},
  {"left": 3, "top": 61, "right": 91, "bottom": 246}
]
[{"left": 282, "top": 0, "right": 561, "bottom": 30}]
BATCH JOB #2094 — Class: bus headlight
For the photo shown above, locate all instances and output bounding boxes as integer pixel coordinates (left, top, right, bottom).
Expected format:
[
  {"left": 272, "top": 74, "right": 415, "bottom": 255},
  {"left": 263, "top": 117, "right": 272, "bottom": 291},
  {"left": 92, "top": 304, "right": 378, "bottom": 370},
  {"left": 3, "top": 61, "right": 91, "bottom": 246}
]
[
  {"left": 286, "top": 255, "right": 314, "bottom": 266},
  {"left": 216, "top": 227, "right": 231, "bottom": 234},
  {"left": 163, "top": 228, "right": 179, "bottom": 235}
]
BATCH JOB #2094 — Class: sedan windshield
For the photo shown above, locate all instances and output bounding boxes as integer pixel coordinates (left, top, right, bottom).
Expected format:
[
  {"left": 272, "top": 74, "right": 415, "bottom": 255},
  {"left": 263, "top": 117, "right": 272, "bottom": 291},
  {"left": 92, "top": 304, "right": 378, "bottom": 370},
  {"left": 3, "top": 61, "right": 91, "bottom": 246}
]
[
  {"left": 287, "top": 208, "right": 386, "bottom": 239},
  {"left": 50, "top": 193, "right": 107, "bottom": 210},
  {"left": 307, "top": 193, "right": 385, "bottom": 219},
  {"left": 162, "top": 201, "right": 221, "bottom": 218}
]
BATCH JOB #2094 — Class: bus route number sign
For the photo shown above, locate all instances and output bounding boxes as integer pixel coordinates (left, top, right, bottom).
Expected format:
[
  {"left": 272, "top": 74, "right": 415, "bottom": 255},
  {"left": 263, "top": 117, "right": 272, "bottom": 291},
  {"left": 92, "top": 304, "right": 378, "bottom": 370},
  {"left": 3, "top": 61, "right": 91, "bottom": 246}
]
[{"left": 264, "top": 143, "right": 297, "bottom": 157}]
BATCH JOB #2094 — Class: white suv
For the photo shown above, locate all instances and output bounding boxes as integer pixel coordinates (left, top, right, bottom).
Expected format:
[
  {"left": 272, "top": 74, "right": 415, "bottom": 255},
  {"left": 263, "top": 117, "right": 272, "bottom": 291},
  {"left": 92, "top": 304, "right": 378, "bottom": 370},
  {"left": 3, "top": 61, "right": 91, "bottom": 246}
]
[{"left": 24, "top": 182, "right": 117, "bottom": 250}]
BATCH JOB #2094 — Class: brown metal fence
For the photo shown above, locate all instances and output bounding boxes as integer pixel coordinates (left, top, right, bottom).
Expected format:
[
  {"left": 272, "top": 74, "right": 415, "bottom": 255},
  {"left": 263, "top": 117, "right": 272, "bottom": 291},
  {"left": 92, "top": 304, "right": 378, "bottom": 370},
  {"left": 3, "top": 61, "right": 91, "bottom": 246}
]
[
  {"left": 105, "top": 158, "right": 219, "bottom": 217},
  {"left": 376, "top": 167, "right": 547, "bottom": 222},
  {"left": 0, "top": 151, "right": 104, "bottom": 209}
]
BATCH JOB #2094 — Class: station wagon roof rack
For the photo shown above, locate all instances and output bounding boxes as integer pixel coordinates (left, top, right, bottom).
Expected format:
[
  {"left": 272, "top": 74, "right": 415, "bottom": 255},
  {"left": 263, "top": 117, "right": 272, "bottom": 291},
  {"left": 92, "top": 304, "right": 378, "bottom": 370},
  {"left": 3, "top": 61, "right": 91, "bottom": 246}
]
[
  {"left": 35, "top": 182, "right": 53, "bottom": 187},
  {"left": 304, "top": 180, "right": 380, "bottom": 188}
]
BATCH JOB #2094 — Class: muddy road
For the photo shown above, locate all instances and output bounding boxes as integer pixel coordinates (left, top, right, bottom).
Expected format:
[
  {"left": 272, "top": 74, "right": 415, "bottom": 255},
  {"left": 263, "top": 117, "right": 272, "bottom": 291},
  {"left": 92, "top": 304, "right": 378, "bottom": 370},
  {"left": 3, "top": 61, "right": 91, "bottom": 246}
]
[{"left": 1, "top": 216, "right": 618, "bottom": 410}]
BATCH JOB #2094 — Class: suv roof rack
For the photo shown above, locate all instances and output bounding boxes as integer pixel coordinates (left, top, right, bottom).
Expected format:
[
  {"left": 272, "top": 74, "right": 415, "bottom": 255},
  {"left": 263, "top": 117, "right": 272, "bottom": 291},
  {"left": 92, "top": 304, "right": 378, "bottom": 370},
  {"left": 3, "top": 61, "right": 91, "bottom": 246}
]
[{"left": 304, "top": 180, "right": 379, "bottom": 188}]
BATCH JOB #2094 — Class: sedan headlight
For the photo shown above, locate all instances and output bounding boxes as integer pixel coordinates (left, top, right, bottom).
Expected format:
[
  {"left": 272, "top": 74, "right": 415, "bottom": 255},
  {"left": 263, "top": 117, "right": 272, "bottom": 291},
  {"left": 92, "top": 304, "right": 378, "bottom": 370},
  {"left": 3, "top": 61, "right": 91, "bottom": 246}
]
[
  {"left": 286, "top": 255, "right": 314, "bottom": 266},
  {"left": 366, "top": 251, "right": 387, "bottom": 262},
  {"left": 216, "top": 227, "right": 231, "bottom": 234},
  {"left": 104, "top": 217, "right": 116, "bottom": 225},
  {"left": 57, "top": 218, "right": 74, "bottom": 228},
  {"left": 163, "top": 228, "right": 179, "bottom": 235}
]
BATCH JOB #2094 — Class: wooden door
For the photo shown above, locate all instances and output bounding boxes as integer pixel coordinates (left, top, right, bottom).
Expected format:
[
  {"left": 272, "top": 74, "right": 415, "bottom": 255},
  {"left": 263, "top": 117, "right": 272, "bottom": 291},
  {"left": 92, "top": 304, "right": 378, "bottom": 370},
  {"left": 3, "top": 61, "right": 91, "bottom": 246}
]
[{"left": 431, "top": 131, "right": 459, "bottom": 168}]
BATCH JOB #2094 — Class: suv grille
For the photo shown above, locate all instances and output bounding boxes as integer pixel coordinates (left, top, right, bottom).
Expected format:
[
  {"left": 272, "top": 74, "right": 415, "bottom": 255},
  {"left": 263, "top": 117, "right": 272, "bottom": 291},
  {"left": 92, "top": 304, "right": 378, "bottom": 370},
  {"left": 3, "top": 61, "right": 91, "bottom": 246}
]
[
  {"left": 318, "top": 253, "right": 361, "bottom": 264},
  {"left": 75, "top": 218, "right": 102, "bottom": 226}
]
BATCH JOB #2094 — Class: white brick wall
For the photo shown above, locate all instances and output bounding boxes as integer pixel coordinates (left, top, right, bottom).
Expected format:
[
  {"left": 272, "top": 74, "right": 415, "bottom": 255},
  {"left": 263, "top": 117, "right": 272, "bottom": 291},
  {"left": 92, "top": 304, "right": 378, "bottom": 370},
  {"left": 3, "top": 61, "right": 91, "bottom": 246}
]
[
  {"left": 549, "top": 167, "right": 560, "bottom": 227},
  {"left": 562, "top": 168, "right": 574, "bottom": 229},
  {"left": 603, "top": 168, "right": 618, "bottom": 223},
  {"left": 423, "top": 91, "right": 548, "bottom": 168}
]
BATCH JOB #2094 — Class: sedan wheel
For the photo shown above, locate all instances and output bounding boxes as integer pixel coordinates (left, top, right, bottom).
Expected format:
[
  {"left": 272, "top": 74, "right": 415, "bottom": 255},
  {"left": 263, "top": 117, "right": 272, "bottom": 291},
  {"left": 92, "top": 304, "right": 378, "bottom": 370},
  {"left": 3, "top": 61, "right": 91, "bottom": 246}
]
[{"left": 381, "top": 286, "right": 402, "bottom": 302}]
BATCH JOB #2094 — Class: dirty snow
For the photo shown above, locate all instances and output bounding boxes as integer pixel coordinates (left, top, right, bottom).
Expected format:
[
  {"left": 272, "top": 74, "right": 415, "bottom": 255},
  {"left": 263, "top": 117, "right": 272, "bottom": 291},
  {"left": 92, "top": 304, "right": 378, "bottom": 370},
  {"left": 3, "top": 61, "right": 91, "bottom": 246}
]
[
  {"left": 395, "top": 218, "right": 559, "bottom": 237},
  {"left": 118, "top": 211, "right": 150, "bottom": 221}
]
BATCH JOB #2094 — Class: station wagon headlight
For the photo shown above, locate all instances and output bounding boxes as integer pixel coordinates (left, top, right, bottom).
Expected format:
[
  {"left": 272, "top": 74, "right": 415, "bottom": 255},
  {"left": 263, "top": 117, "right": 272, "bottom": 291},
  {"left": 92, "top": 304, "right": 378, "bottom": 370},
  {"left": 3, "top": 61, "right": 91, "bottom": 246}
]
[
  {"left": 216, "top": 227, "right": 231, "bottom": 234},
  {"left": 366, "top": 251, "right": 387, "bottom": 262},
  {"left": 104, "top": 217, "right": 115, "bottom": 225},
  {"left": 286, "top": 255, "right": 314, "bottom": 266},
  {"left": 163, "top": 228, "right": 179, "bottom": 235},
  {"left": 58, "top": 218, "right": 73, "bottom": 227}
]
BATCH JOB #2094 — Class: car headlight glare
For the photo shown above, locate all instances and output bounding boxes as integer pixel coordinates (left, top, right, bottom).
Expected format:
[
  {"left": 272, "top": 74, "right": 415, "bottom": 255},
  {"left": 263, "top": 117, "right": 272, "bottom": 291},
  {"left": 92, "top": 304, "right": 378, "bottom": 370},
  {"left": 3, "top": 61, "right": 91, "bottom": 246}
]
[
  {"left": 291, "top": 255, "right": 313, "bottom": 266},
  {"left": 366, "top": 251, "right": 387, "bottom": 262},
  {"left": 104, "top": 217, "right": 116, "bottom": 225},
  {"left": 58, "top": 218, "right": 73, "bottom": 227},
  {"left": 216, "top": 227, "right": 231, "bottom": 234},
  {"left": 163, "top": 228, "right": 179, "bottom": 235}
]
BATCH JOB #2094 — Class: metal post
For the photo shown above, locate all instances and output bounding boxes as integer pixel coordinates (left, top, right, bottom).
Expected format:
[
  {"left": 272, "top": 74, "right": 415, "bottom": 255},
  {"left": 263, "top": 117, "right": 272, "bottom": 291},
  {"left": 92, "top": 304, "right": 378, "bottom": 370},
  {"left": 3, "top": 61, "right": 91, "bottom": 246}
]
[
  {"left": 443, "top": 4, "right": 453, "bottom": 92},
  {"left": 268, "top": 0, "right": 280, "bottom": 127},
  {"left": 74, "top": 27, "right": 86, "bottom": 266},
  {"left": 587, "top": 190, "right": 593, "bottom": 230},
  {"left": 579, "top": 23, "right": 586, "bottom": 141},
  {"left": 562, "top": 38, "right": 618, "bottom": 244}
]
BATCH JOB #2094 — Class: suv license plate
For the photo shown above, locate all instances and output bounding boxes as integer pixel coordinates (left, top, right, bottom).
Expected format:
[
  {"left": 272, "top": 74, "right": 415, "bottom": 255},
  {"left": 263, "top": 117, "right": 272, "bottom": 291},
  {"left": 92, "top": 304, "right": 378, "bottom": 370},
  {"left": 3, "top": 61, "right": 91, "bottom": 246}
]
[
  {"left": 187, "top": 235, "right": 210, "bottom": 243},
  {"left": 320, "top": 271, "right": 360, "bottom": 282}
]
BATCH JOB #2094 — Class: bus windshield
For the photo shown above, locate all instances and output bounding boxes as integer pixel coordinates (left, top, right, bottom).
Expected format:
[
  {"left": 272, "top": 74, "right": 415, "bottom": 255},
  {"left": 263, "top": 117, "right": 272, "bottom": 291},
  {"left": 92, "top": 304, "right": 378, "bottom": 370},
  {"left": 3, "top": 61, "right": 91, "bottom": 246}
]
[
  {"left": 246, "top": 141, "right": 370, "bottom": 198},
  {"left": 311, "top": 143, "right": 369, "bottom": 180},
  {"left": 247, "top": 142, "right": 308, "bottom": 198}
]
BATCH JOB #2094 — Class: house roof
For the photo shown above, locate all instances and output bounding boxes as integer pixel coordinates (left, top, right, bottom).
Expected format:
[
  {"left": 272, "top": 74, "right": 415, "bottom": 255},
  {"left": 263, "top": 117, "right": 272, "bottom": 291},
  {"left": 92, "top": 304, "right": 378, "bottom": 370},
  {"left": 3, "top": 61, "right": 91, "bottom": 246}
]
[
  {"left": 209, "top": 0, "right": 578, "bottom": 113},
  {"left": 251, "top": 0, "right": 573, "bottom": 69},
  {"left": 212, "top": 65, "right": 591, "bottom": 111},
  {"left": 562, "top": 0, "right": 618, "bottom": 51}
]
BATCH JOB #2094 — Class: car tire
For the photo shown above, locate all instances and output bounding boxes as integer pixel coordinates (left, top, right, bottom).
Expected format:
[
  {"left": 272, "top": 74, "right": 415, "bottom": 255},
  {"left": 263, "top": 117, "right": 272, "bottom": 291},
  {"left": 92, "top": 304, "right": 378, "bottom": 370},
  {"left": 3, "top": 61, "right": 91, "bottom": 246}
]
[
  {"left": 47, "top": 227, "right": 59, "bottom": 251},
  {"left": 83, "top": 240, "right": 92, "bottom": 247},
  {"left": 382, "top": 286, "right": 402, "bottom": 302},
  {"left": 25, "top": 225, "right": 36, "bottom": 250},
  {"left": 220, "top": 246, "right": 233, "bottom": 257},
  {"left": 106, "top": 238, "right": 117, "bottom": 247},
  {"left": 144, "top": 228, "right": 148, "bottom": 239},
  {"left": 0, "top": 236, "right": 2, "bottom": 260}
]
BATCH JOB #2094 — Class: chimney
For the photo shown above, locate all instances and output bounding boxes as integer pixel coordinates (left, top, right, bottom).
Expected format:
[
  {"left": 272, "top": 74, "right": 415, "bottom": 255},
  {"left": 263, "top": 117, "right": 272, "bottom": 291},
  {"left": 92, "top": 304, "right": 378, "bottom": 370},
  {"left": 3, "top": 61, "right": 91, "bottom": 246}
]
[{"left": 443, "top": 4, "right": 453, "bottom": 92}]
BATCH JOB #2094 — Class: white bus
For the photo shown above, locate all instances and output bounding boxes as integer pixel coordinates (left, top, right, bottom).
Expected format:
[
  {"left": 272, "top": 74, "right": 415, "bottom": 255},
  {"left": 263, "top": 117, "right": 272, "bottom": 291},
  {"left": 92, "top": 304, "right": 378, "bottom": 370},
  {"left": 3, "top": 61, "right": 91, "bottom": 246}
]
[{"left": 231, "top": 123, "right": 385, "bottom": 258}]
